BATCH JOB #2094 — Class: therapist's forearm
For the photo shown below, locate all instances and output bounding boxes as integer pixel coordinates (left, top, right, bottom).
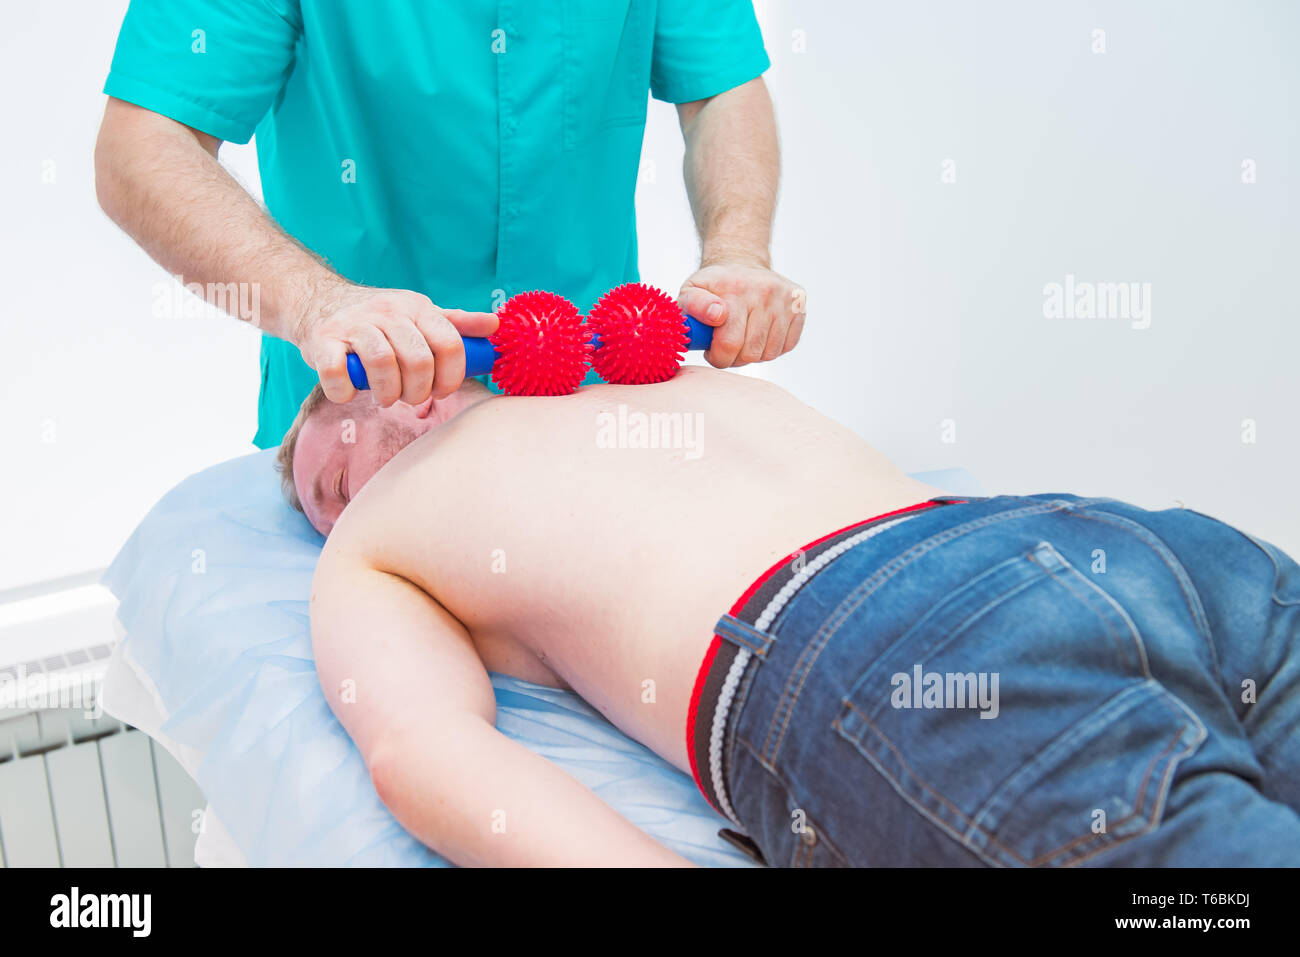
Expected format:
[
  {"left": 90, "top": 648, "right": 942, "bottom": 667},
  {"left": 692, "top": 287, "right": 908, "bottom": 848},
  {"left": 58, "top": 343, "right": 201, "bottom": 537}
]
[
  {"left": 93, "top": 97, "right": 338, "bottom": 343},
  {"left": 679, "top": 77, "right": 779, "bottom": 268}
]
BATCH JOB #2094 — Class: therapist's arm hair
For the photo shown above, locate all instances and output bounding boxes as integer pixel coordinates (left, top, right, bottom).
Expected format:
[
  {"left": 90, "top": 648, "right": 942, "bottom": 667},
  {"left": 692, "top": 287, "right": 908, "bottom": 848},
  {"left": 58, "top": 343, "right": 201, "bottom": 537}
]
[
  {"left": 93, "top": 98, "right": 500, "bottom": 410},
  {"left": 93, "top": 97, "right": 338, "bottom": 345},
  {"left": 676, "top": 77, "right": 779, "bottom": 269},
  {"left": 310, "top": 552, "right": 693, "bottom": 868}
]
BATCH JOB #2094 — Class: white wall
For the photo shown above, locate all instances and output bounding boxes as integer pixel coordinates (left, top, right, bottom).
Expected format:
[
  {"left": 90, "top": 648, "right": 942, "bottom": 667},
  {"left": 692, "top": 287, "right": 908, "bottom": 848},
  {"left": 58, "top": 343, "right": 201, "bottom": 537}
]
[
  {"left": 3, "top": 1, "right": 1298, "bottom": 594},
  {"left": 1, "top": 1, "right": 262, "bottom": 592},
  {"left": 639, "top": 0, "right": 1300, "bottom": 555}
]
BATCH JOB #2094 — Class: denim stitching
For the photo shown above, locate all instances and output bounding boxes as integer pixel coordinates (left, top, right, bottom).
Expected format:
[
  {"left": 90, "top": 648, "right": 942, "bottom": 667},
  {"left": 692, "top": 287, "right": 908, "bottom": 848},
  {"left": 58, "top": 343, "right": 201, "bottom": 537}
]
[
  {"left": 1245, "top": 536, "right": 1300, "bottom": 607},
  {"left": 967, "top": 680, "right": 1153, "bottom": 842},
  {"left": 1038, "top": 555, "right": 1148, "bottom": 676},
  {"left": 859, "top": 562, "right": 1050, "bottom": 722},
  {"left": 979, "top": 682, "right": 1194, "bottom": 864},
  {"left": 1045, "top": 729, "right": 1184, "bottom": 866},
  {"left": 761, "top": 499, "right": 1076, "bottom": 765},
  {"left": 726, "top": 662, "right": 763, "bottom": 776},
  {"left": 1056, "top": 691, "right": 1207, "bottom": 866},
  {"left": 1183, "top": 509, "right": 1300, "bottom": 608},
  {"left": 1073, "top": 504, "right": 1217, "bottom": 632},
  {"left": 843, "top": 697, "right": 1186, "bottom": 867},
  {"left": 1056, "top": 726, "right": 1202, "bottom": 865},
  {"left": 735, "top": 731, "right": 778, "bottom": 776},
  {"left": 731, "top": 734, "right": 851, "bottom": 866},
  {"left": 838, "top": 700, "right": 1029, "bottom": 865},
  {"left": 1068, "top": 506, "right": 1222, "bottom": 680},
  {"left": 838, "top": 681, "right": 1206, "bottom": 867}
]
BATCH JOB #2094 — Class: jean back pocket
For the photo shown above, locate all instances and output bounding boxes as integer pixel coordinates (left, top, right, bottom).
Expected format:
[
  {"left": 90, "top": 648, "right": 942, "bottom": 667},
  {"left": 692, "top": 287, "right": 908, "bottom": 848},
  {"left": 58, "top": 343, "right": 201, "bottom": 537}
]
[{"left": 832, "top": 541, "right": 1206, "bottom": 866}]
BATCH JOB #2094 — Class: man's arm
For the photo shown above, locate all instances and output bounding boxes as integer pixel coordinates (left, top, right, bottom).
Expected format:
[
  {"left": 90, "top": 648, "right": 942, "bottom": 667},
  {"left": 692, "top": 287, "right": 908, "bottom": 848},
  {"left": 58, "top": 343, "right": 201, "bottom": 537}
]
[
  {"left": 310, "top": 554, "right": 692, "bottom": 867},
  {"left": 676, "top": 78, "right": 806, "bottom": 369},
  {"left": 93, "top": 98, "right": 496, "bottom": 408}
]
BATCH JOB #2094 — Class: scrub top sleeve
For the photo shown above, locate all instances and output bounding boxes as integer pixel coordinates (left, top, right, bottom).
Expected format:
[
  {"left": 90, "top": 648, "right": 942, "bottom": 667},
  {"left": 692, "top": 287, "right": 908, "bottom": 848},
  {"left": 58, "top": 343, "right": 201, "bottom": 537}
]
[
  {"left": 649, "top": 0, "right": 771, "bottom": 105},
  {"left": 103, "top": 0, "right": 302, "bottom": 144}
]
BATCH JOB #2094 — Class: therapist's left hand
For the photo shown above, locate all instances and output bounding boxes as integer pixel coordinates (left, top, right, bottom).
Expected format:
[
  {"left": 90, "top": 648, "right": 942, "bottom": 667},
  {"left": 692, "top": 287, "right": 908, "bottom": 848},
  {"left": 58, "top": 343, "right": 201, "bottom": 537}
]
[{"left": 677, "top": 261, "right": 807, "bottom": 369}]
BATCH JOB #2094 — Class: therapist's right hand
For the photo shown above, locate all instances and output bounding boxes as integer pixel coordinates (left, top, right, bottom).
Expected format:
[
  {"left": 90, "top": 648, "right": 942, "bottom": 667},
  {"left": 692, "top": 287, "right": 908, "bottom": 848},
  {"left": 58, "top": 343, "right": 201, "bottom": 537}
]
[{"left": 293, "top": 282, "right": 500, "bottom": 409}]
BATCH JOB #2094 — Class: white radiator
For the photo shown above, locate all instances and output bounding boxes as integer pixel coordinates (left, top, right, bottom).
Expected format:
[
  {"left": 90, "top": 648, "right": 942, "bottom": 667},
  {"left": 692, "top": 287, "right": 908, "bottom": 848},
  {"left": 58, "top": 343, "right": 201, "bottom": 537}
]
[
  {"left": 0, "top": 578, "right": 204, "bottom": 868},
  {"left": 0, "top": 704, "right": 205, "bottom": 869}
]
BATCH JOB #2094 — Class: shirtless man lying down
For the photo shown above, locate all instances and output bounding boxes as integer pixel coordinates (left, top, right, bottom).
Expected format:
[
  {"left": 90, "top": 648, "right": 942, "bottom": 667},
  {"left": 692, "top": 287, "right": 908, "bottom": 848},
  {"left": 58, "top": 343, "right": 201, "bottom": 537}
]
[{"left": 278, "top": 368, "right": 1300, "bottom": 867}]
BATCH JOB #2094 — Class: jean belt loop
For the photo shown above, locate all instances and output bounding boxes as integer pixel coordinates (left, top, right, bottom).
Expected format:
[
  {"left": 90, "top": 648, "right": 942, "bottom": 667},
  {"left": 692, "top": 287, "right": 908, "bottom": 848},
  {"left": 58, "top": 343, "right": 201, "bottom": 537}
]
[{"left": 713, "top": 613, "right": 776, "bottom": 659}]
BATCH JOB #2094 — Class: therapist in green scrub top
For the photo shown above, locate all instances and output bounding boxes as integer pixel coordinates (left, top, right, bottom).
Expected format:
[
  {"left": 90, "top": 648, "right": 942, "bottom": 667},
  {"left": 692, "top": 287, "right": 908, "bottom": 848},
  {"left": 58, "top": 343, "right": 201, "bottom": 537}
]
[{"left": 95, "top": 0, "right": 806, "bottom": 448}]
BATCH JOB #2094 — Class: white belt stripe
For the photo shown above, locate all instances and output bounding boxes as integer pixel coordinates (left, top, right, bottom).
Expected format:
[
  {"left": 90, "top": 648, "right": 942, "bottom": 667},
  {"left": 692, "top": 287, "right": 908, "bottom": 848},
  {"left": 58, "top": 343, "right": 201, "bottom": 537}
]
[{"left": 706, "top": 514, "right": 916, "bottom": 827}]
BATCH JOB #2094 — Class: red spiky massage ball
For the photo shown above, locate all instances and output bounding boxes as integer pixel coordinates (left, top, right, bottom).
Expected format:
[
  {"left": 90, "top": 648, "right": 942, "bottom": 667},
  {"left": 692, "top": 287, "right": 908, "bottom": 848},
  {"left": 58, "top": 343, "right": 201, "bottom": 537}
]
[
  {"left": 586, "top": 283, "right": 690, "bottom": 385},
  {"left": 488, "top": 291, "right": 592, "bottom": 396}
]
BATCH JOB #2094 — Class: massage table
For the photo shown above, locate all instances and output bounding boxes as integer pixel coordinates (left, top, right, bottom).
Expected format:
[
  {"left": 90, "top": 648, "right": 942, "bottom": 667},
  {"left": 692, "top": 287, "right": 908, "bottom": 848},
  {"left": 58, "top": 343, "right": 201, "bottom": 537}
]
[{"left": 100, "top": 448, "right": 981, "bottom": 866}]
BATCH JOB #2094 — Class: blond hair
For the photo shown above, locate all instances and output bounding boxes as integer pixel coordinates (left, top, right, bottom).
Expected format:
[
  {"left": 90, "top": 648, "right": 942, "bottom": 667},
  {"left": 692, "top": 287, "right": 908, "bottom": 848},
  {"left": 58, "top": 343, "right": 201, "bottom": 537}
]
[{"left": 274, "top": 383, "right": 332, "bottom": 513}]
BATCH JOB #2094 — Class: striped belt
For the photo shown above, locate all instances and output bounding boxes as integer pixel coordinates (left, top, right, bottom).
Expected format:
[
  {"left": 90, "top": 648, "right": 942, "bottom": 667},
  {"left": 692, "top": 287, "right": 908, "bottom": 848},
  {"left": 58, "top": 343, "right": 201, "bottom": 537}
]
[{"left": 685, "top": 499, "right": 960, "bottom": 827}]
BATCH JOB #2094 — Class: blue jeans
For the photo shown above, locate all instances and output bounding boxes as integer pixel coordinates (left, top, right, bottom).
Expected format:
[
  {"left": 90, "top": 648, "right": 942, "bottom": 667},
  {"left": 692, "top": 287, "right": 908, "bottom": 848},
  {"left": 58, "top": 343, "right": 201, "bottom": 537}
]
[{"left": 721, "top": 494, "right": 1300, "bottom": 866}]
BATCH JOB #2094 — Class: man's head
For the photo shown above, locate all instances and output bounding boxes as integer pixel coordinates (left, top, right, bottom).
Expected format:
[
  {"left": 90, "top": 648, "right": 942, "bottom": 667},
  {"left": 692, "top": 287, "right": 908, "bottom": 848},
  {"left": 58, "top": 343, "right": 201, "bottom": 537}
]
[{"left": 275, "top": 382, "right": 488, "bottom": 535}]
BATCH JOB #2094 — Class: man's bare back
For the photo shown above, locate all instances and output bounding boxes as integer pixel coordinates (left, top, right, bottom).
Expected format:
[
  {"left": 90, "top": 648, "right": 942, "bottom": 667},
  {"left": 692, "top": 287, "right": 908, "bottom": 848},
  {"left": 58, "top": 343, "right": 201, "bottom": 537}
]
[
  {"left": 297, "top": 367, "right": 1300, "bottom": 868},
  {"left": 313, "top": 368, "right": 941, "bottom": 773}
]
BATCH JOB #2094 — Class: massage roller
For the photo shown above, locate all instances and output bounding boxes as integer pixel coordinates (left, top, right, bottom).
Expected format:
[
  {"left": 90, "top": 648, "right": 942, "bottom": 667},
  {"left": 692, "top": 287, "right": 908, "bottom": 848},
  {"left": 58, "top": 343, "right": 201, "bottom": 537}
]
[
  {"left": 345, "top": 290, "right": 592, "bottom": 397},
  {"left": 585, "top": 283, "right": 713, "bottom": 384}
]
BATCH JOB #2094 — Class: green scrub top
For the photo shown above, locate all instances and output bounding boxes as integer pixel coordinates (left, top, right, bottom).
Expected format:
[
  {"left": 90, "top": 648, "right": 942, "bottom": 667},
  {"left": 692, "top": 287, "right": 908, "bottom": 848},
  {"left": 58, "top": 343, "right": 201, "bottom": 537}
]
[{"left": 104, "top": 0, "right": 770, "bottom": 447}]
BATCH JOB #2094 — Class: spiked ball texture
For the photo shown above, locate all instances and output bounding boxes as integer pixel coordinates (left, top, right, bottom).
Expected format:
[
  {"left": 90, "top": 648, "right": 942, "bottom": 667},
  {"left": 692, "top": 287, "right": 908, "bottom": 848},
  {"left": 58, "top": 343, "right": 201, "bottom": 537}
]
[
  {"left": 488, "top": 291, "right": 592, "bottom": 396},
  {"left": 587, "top": 283, "right": 690, "bottom": 384}
]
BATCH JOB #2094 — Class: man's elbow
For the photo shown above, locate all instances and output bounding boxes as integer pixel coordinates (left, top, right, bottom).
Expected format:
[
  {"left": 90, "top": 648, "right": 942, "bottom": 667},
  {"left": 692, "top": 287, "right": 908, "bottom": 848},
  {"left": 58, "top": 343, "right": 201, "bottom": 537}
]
[
  {"left": 93, "top": 99, "right": 220, "bottom": 221},
  {"left": 365, "top": 720, "right": 491, "bottom": 865},
  {"left": 365, "top": 717, "right": 486, "bottom": 815},
  {"left": 366, "top": 738, "right": 408, "bottom": 812},
  {"left": 92, "top": 110, "right": 125, "bottom": 222},
  {"left": 93, "top": 101, "right": 143, "bottom": 223},
  {"left": 366, "top": 729, "right": 427, "bottom": 809}
]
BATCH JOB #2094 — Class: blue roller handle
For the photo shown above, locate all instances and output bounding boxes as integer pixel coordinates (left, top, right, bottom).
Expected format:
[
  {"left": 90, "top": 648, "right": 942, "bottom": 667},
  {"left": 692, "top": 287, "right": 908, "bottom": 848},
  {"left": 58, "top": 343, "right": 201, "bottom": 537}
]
[
  {"left": 344, "top": 316, "right": 713, "bottom": 391},
  {"left": 684, "top": 315, "right": 714, "bottom": 350},
  {"left": 346, "top": 336, "right": 498, "bottom": 391},
  {"left": 584, "top": 315, "right": 714, "bottom": 353}
]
